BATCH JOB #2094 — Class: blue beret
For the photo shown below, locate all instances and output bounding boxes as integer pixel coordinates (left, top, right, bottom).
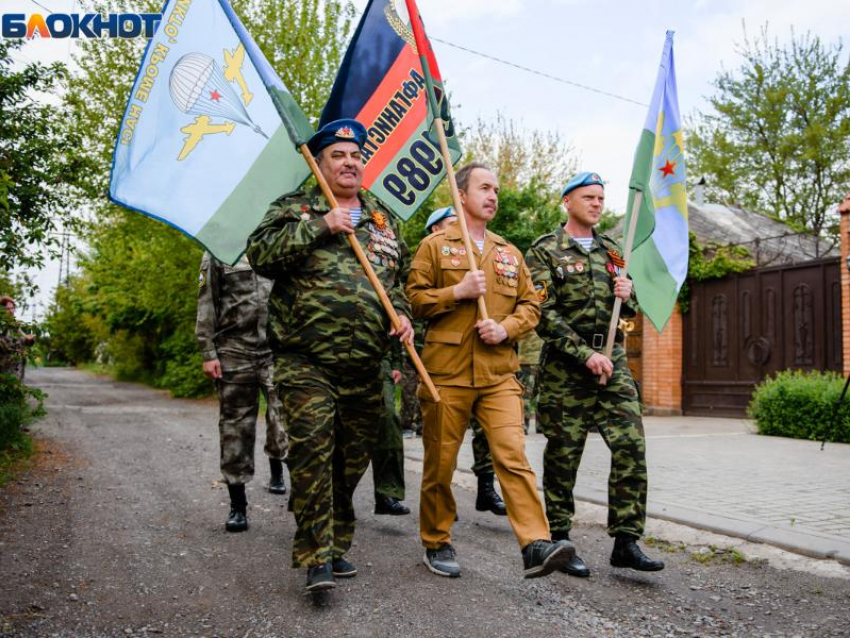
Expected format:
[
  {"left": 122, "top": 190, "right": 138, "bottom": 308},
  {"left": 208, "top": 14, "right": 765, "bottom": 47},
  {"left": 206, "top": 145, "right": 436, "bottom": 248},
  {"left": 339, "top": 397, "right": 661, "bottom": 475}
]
[
  {"left": 307, "top": 118, "right": 368, "bottom": 156},
  {"left": 562, "top": 171, "right": 605, "bottom": 197},
  {"left": 425, "top": 207, "right": 456, "bottom": 232}
]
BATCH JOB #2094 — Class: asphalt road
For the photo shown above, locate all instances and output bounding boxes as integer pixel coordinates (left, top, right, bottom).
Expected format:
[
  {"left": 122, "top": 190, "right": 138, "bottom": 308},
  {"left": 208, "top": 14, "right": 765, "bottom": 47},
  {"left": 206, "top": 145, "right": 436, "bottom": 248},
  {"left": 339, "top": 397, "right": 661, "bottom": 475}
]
[{"left": 1, "top": 367, "right": 848, "bottom": 638}]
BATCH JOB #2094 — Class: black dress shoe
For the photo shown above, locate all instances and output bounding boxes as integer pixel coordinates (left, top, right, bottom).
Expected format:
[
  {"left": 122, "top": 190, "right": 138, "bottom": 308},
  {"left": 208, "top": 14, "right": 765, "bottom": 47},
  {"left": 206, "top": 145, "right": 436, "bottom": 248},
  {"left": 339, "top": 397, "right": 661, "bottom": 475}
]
[
  {"left": 305, "top": 563, "right": 336, "bottom": 592},
  {"left": 475, "top": 473, "right": 507, "bottom": 516},
  {"left": 610, "top": 536, "right": 665, "bottom": 572},
  {"left": 375, "top": 495, "right": 411, "bottom": 515}
]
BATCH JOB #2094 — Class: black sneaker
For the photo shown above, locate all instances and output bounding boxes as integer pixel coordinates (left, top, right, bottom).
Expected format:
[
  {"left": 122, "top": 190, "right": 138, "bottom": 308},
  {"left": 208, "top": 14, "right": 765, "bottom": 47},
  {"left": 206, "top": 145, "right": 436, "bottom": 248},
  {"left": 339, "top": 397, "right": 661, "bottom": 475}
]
[
  {"left": 424, "top": 543, "right": 460, "bottom": 578},
  {"left": 522, "top": 539, "right": 575, "bottom": 579},
  {"left": 305, "top": 563, "right": 336, "bottom": 592},
  {"left": 332, "top": 556, "right": 357, "bottom": 578}
]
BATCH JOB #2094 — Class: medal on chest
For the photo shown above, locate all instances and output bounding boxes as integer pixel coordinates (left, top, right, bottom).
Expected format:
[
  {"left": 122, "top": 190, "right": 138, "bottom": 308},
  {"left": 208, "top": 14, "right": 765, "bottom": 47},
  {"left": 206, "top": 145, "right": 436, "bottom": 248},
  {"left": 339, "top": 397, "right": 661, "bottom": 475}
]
[
  {"left": 493, "top": 247, "right": 519, "bottom": 287},
  {"left": 607, "top": 249, "right": 625, "bottom": 279}
]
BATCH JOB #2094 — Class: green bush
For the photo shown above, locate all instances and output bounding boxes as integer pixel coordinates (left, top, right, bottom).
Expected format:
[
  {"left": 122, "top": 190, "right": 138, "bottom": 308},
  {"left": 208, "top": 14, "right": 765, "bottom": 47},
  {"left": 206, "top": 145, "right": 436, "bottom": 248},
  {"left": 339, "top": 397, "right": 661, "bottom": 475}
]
[
  {"left": 0, "top": 372, "right": 45, "bottom": 454},
  {"left": 156, "top": 327, "right": 211, "bottom": 398},
  {"left": 748, "top": 370, "right": 850, "bottom": 443}
]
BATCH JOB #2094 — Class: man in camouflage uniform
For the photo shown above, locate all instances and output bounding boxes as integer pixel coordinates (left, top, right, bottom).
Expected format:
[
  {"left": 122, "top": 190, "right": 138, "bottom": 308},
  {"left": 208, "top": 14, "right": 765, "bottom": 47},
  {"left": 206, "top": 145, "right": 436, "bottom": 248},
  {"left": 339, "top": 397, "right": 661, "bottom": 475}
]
[
  {"left": 371, "top": 344, "right": 411, "bottom": 515},
  {"left": 526, "top": 171, "right": 664, "bottom": 577},
  {"left": 246, "top": 119, "right": 414, "bottom": 593},
  {"left": 196, "top": 253, "right": 288, "bottom": 534}
]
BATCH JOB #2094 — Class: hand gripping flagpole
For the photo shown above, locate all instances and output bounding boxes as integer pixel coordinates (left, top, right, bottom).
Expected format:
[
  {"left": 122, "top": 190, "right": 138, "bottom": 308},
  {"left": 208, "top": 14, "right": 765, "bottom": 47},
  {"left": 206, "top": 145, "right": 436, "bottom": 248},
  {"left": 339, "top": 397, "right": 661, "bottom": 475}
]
[
  {"left": 404, "top": 0, "right": 489, "bottom": 321},
  {"left": 599, "top": 189, "right": 643, "bottom": 386},
  {"left": 299, "top": 145, "right": 440, "bottom": 403}
]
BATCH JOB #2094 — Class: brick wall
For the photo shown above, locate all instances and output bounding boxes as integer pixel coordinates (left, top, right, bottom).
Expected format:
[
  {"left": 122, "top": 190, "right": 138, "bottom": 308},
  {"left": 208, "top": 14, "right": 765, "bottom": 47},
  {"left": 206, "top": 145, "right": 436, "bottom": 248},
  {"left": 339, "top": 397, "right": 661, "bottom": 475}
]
[
  {"left": 842, "top": 210, "right": 850, "bottom": 377},
  {"left": 639, "top": 307, "right": 683, "bottom": 415}
]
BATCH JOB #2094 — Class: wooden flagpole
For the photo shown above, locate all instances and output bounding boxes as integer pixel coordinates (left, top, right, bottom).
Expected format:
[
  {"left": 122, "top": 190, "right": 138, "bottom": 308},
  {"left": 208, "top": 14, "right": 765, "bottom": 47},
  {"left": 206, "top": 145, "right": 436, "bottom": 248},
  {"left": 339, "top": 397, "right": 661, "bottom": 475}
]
[
  {"left": 403, "top": 0, "right": 488, "bottom": 320},
  {"left": 599, "top": 189, "right": 643, "bottom": 386},
  {"left": 432, "top": 121, "right": 488, "bottom": 320},
  {"left": 299, "top": 145, "right": 440, "bottom": 403}
]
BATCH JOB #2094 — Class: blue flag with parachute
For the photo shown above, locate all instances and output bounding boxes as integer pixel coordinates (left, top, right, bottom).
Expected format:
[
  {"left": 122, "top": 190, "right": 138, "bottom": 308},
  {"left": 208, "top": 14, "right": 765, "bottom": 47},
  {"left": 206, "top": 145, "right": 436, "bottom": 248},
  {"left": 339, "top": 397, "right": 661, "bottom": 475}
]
[{"left": 110, "top": 0, "right": 313, "bottom": 264}]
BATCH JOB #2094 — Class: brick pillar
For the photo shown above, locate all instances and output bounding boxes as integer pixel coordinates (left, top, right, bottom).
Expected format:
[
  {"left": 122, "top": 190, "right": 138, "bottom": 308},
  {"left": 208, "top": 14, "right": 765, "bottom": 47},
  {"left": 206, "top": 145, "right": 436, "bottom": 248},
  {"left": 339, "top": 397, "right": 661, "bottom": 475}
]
[
  {"left": 640, "top": 307, "right": 683, "bottom": 415},
  {"left": 841, "top": 209, "right": 850, "bottom": 377}
]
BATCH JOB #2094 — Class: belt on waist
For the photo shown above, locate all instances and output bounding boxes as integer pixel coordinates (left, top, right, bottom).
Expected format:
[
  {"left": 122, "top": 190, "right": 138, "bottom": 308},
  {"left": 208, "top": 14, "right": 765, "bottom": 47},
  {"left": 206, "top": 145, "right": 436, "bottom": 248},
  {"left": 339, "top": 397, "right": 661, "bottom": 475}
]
[{"left": 576, "top": 332, "right": 623, "bottom": 350}]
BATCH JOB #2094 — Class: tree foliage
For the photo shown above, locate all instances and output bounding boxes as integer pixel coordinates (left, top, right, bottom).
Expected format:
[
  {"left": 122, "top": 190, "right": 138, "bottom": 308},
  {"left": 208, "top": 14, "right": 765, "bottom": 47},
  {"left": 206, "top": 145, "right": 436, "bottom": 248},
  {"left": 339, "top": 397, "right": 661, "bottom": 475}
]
[
  {"left": 0, "top": 40, "right": 90, "bottom": 273},
  {"left": 688, "top": 27, "right": 850, "bottom": 250}
]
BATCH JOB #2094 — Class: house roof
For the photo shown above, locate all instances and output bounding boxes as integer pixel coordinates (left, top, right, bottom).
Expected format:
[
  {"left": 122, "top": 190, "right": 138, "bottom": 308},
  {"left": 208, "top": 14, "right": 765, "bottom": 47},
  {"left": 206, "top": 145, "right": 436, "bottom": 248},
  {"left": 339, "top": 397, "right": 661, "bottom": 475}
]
[{"left": 613, "top": 201, "right": 838, "bottom": 267}]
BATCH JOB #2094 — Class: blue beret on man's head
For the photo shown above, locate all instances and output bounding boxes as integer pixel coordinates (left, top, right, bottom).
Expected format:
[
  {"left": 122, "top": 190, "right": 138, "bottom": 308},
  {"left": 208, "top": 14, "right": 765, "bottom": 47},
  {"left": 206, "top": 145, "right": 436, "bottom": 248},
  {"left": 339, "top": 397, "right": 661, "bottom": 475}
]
[
  {"left": 425, "top": 207, "right": 456, "bottom": 232},
  {"left": 307, "top": 118, "right": 368, "bottom": 156},
  {"left": 561, "top": 171, "right": 605, "bottom": 198}
]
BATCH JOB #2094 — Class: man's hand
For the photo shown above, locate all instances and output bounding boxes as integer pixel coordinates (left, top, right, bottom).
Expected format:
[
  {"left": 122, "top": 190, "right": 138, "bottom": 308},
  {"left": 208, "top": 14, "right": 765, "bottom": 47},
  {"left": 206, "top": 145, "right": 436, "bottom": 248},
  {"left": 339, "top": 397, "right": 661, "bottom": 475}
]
[
  {"left": 203, "top": 359, "right": 222, "bottom": 380},
  {"left": 475, "top": 319, "right": 508, "bottom": 345},
  {"left": 390, "top": 314, "right": 414, "bottom": 344},
  {"left": 22, "top": 334, "right": 35, "bottom": 346},
  {"left": 324, "top": 207, "right": 355, "bottom": 235},
  {"left": 613, "top": 276, "right": 632, "bottom": 302},
  {"left": 585, "top": 352, "right": 613, "bottom": 377},
  {"left": 453, "top": 270, "right": 487, "bottom": 300},
  {"left": 838, "top": 193, "right": 850, "bottom": 214},
  {"left": 391, "top": 369, "right": 402, "bottom": 385}
]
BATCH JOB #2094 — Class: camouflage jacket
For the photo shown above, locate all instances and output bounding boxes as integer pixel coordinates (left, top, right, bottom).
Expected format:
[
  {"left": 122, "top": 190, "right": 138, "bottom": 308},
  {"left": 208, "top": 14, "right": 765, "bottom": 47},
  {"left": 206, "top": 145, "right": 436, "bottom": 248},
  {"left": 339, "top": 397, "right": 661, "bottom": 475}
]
[
  {"left": 518, "top": 329, "right": 544, "bottom": 366},
  {"left": 195, "top": 252, "right": 273, "bottom": 361},
  {"left": 246, "top": 186, "right": 411, "bottom": 373},
  {"left": 525, "top": 226, "right": 636, "bottom": 365}
]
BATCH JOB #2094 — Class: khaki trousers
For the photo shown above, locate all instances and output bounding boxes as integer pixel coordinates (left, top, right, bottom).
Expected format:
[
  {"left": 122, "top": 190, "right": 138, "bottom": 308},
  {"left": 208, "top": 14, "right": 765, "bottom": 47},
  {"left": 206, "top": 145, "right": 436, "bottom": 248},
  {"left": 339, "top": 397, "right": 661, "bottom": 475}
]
[{"left": 419, "top": 377, "right": 550, "bottom": 549}]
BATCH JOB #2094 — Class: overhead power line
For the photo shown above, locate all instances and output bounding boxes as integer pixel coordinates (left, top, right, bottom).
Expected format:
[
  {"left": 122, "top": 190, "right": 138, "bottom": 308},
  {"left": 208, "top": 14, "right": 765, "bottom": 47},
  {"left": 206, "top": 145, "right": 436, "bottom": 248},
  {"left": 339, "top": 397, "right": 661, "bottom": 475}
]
[
  {"left": 430, "top": 37, "right": 648, "bottom": 108},
  {"left": 347, "top": 5, "right": 648, "bottom": 108},
  {"left": 26, "top": 0, "right": 54, "bottom": 13}
]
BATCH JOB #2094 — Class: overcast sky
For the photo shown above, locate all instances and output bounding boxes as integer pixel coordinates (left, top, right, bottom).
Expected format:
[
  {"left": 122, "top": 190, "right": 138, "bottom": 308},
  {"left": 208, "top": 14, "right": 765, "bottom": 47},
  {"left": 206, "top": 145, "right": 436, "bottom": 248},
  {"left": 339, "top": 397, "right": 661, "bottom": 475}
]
[{"left": 4, "top": 0, "right": 850, "bottom": 317}]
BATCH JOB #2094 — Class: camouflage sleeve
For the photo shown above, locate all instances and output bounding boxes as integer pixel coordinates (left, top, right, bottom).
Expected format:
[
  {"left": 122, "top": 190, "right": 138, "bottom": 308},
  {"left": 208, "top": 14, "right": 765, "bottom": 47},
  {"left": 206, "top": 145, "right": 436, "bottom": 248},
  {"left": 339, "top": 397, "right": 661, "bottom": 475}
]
[
  {"left": 525, "top": 245, "right": 595, "bottom": 364},
  {"left": 406, "top": 240, "right": 458, "bottom": 319},
  {"left": 195, "top": 252, "right": 219, "bottom": 361},
  {"left": 390, "top": 230, "right": 413, "bottom": 321},
  {"left": 388, "top": 338, "right": 403, "bottom": 370},
  {"left": 500, "top": 259, "right": 540, "bottom": 344},
  {"left": 245, "top": 197, "right": 332, "bottom": 279}
]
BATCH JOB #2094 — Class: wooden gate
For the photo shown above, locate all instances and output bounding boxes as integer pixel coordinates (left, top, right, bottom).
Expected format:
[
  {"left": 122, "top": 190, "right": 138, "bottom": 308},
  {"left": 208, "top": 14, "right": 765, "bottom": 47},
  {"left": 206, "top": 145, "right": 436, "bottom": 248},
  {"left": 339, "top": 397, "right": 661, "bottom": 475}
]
[{"left": 682, "top": 258, "right": 842, "bottom": 417}]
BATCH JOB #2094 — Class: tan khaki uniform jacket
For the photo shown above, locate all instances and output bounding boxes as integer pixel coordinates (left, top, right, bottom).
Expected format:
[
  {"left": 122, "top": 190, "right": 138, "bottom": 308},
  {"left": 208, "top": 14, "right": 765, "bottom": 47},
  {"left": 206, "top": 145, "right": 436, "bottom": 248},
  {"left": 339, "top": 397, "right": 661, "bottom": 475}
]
[{"left": 406, "top": 222, "right": 540, "bottom": 388}]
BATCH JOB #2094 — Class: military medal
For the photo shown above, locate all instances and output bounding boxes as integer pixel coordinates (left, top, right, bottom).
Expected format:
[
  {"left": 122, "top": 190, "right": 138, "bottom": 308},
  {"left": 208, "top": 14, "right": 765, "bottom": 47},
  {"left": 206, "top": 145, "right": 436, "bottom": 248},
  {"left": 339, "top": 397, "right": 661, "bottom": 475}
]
[
  {"left": 442, "top": 246, "right": 451, "bottom": 256},
  {"left": 451, "top": 247, "right": 459, "bottom": 255},
  {"left": 567, "top": 265, "right": 575, "bottom": 273},
  {"left": 371, "top": 211, "right": 387, "bottom": 231},
  {"left": 458, "top": 248, "right": 466, "bottom": 256},
  {"left": 556, "top": 266, "right": 564, "bottom": 279},
  {"left": 300, "top": 213, "right": 310, "bottom": 221},
  {"left": 451, "top": 257, "right": 461, "bottom": 267},
  {"left": 576, "top": 262, "right": 584, "bottom": 273}
]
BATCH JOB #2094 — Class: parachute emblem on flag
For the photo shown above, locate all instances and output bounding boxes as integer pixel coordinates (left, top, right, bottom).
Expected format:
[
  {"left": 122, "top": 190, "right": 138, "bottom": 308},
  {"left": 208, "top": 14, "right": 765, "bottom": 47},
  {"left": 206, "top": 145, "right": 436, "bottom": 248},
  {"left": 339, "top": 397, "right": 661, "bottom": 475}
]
[{"left": 169, "top": 45, "right": 267, "bottom": 161}]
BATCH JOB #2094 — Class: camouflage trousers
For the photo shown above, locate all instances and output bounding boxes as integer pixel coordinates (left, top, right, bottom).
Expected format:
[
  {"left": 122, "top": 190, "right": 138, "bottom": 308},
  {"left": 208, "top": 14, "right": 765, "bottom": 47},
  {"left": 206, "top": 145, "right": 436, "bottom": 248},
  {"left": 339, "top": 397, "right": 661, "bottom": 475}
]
[
  {"left": 468, "top": 417, "right": 494, "bottom": 476},
  {"left": 274, "top": 355, "right": 384, "bottom": 568},
  {"left": 372, "top": 360, "right": 404, "bottom": 500},
  {"left": 517, "top": 364, "right": 538, "bottom": 432},
  {"left": 400, "top": 357, "right": 422, "bottom": 434},
  {"left": 216, "top": 354, "right": 288, "bottom": 485},
  {"left": 537, "top": 344, "right": 647, "bottom": 539}
]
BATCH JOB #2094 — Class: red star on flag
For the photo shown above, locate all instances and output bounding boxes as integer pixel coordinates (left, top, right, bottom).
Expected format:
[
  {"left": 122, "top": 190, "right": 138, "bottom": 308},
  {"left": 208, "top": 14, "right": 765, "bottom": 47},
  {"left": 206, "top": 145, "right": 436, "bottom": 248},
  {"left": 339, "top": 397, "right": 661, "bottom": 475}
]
[
  {"left": 659, "top": 160, "right": 676, "bottom": 177},
  {"left": 210, "top": 90, "right": 221, "bottom": 102}
]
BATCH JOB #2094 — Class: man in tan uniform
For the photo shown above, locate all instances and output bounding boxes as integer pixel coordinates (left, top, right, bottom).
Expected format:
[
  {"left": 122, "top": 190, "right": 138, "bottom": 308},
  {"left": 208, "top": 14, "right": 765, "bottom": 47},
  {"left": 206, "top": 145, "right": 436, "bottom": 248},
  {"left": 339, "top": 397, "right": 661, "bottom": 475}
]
[{"left": 407, "top": 162, "right": 574, "bottom": 579}]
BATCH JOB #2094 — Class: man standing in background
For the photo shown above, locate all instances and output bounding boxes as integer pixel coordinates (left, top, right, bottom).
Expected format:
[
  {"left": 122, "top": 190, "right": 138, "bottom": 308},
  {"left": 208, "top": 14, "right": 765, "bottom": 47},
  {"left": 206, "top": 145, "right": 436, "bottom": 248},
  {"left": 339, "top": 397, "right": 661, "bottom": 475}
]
[{"left": 196, "top": 253, "right": 288, "bottom": 534}]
